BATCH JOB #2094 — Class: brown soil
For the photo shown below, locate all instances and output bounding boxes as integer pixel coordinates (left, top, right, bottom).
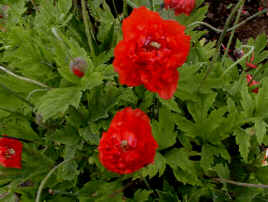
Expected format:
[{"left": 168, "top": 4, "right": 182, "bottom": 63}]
[{"left": 204, "top": 0, "right": 268, "bottom": 42}]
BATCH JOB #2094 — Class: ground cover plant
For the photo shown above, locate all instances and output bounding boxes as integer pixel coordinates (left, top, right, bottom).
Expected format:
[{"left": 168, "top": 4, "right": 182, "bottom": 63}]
[{"left": 0, "top": 0, "right": 268, "bottom": 201}]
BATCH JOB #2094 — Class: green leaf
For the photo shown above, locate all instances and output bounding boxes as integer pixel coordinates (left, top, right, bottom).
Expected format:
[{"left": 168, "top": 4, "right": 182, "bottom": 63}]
[
  {"left": 119, "top": 88, "right": 138, "bottom": 105},
  {"left": 235, "top": 129, "right": 251, "bottom": 162},
  {"left": 255, "top": 33, "right": 267, "bottom": 55},
  {"left": 81, "top": 71, "right": 103, "bottom": 90},
  {"left": 159, "top": 97, "right": 181, "bottom": 113},
  {"left": 165, "top": 148, "right": 201, "bottom": 185},
  {"left": 201, "top": 145, "right": 230, "bottom": 172},
  {"left": 255, "top": 167, "right": 268, "bottom": 184},
  {"left": 136, "top": 152, "right": 166, "bottom": 179},
  {"left": 255, "top": 119, "right": 267, "bottom": 145},
  {"left": 241, "top": 79, "right": 254, "bottom": 117},
  {"left": 37, "top": 87, "right": 82, "bottom": 121},
  {"left": 79, "top": 127, "right": 100, "bottom": 145},
  {"left": 133, "top": 189, "right": 152, "bottom": 202},
  {"left": 215, "top": 163, "right": 230, "bottom": 179},
  {"left": 152, "top": 107, "right": 176, "bottom": 150},
  {"left": 256, "top": 77, "right": 268, "bottom": 117}
]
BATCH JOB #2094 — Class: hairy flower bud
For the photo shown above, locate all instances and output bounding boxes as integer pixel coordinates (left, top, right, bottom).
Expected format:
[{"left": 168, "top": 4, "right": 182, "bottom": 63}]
[{"left": 69, "top": 57, "right": 88, "bottom": 78}]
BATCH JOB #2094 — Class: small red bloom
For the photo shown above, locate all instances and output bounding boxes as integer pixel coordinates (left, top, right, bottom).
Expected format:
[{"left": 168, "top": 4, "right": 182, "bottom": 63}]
[
  {"left": 0, "top": 137, "right": 23, "bottom": 169},
  {"left": 69, "top": 57, "right": 88, "bottom": 78},
  {"left": 113, "top": 6, "right": 190, "bottom": 99},
  {"left": 98, "top": 107, "right": 158, "bottom": 174},
  {"left": 246, "top": 74, "right": 260, "bottom": 94},
  {"left": 164, "top": 0, "right": 195, "bottom": 16}
]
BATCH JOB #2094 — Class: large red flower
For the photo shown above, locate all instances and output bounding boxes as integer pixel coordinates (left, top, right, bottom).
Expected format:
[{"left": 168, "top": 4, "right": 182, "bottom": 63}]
[
  {"left": 0, "top": 136, "right": 23, "bottom": 169},
  {"left": 164, "top": 0, "right": 195, "bottom": 16},
  {"left": 113, "top": 6, "right": 190, "bottom": 99},
  {"left": 98, "top": 107, "right": 158, "bottom": 174}
]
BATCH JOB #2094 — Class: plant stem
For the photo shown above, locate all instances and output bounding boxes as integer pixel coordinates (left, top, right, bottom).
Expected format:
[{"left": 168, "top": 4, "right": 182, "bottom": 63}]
[
  {"left": 112, "top": 0, "right": 118, "bottom": 16},
  {"left": 187, "top": 9, "right": 268, "bottom": 33},
  {"left": 35, "top": 158, "right": 74, "bottom": 202},
  {"left": 126, "top": 0, "right": 138, "bottom": 8},
  {"left": 228, "top": 8, "right": 268, "bottom": 32},
  {"left": 222, "top": 0, "right": 245, "bottom": 63},
  {"left": 123, "top": 0, "right": 128, "bottom": 17},
  {"left": 0, "top": 135, "right": 33, "bottom": 143},
  {"left": 215, "top": 0, "right": 243, "bottom": 57},
  {"left": 0, "top": 65, "right": 49, "bottom": 88},
  {"left": 202, "top": 0, "right": 244, "bottom": 81},
  {"left": 221, "top": 45, "right": 254, "bottom": 76},
  {"left": 213, "top": 178, "right": 268, "bottom": 189},
  {"left": 151, "top": 0, "right": 156, "bottom": 11},
  {"left": 0, "top": 82, "right": 34, "bottom": 108},
  {"left": 81, "top": 0, "right": 95, "bottom": 57}
]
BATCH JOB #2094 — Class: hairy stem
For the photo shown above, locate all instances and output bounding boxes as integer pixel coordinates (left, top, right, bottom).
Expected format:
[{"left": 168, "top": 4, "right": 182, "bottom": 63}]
[
  {"left": 222, "top": 0, "right": 245, "bottom": 63},
  {"left": 216, "top": 0, "right": 243, "bottom": 57},
  {"left": 221, "top": 45, "right": 254, "bottom": 76},
  {"left": 0, "top": 82, "right": 34, "bottom": 108},
  {"left": 81, "top": 0, "right": 95, "bottom": 57},
  {"left": 213, "top": 178, "right": 268, "bottom": 189},
  {"left": 0, "top": 65, "right": 49, "bottom": 88},
  {"left": 126, "top": 0, "right": 138, "bottom": 8},
  {"left": 35, "top": 158, "right": 74, "bottom": 202}
]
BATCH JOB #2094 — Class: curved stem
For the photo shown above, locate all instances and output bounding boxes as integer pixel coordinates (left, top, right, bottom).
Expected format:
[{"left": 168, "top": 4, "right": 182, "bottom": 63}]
[
  {"left": 221, "top": 45, "right": 254, "bottom": 76},
  {"left": 213, "top": 178, "right": 268, "bottom": 189},
  {"left": 227, "top": 8, "right": 268, "bottom": 32},
  {"left": 126, "top": 0, "right": 138, "bottom": 8},
  {"left": 35, "top": 158, "right": 74, "bottom": 202},
  {"left": 0, "top": 82, "right": 34, "bottom": 108},
  {"left": 216, "top": 0, "right": 243, "bottom": 56},
  {"left": 81, "top": 0, "right": 95, "bottom": 57},
  {"left": 0, "top": 66, "right": 49, "bottom": 88},
  {"left": 187, "top": 21, "right": 222, "bottom": 33},
  {"left": 222, "top": 0, "right": 245, "bottom": 63},
  {"left": 187, "top": 9, "right": 268, "bottom": 34},
  {"left": 27, "top": 89, "right": 48, "bottom": 100}
]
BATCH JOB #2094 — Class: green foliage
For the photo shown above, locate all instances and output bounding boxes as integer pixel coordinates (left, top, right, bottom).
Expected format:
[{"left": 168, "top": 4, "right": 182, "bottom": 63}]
[{"left": 0, "top": 0, "right": 267, "bottom": 201}]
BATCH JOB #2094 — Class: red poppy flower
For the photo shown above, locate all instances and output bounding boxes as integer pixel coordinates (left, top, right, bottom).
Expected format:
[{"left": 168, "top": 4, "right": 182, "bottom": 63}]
[
  {"left": 164, "top": 0, "right": 195, "bottom": 16},
  {"left": 98, "top": 107, "right": 158, "bottom": 174},
  {"left": 113, "top": 6, "right": 190, "bottom": 99},
  {"left": 247, "top": 74, "right": 259, "bottom": 94},
  {"left": 0, "top": 137, "right": 23, "bottom": 169}
]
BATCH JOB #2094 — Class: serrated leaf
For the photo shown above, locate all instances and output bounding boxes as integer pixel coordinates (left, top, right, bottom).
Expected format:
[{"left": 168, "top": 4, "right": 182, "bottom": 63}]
[
  {"left": 152, "top": 107, "right": 176, "bottom": 150},
  {"left": 235, "top": 129, "right": 251, "bottom": 162},
  {"left": 255, "top": 33, "right": 267, "bottom": 55},
  {"left": 159, "top": 97, "right": 181, "bottom": 113},
  {"left": 256, "top": 77, "right": 268, "bottom": 117},
  {"left": 133, "top": 189, "right": 152, "bottom": 202},
  {"left": 79, "top": 127, "right": 100, "bottom": 145},
  {"left": 138, "top": 152, "right": 166, "bottom": 179},
  {"left": 255, "top": 119, "right": 266, "bottom": 145},
  {"left": 165, "top": 148, "right": 201, "bottom": 185},
  {"left": 37, "top": 87, "right": 82, "bottom": 121},
  {"left": 241, "top": 79, "right": 254, "bottom": 117},
  {"left": 81, "top": 71, "right": 103, "bottom": 90},
  {"left": 119, "top": 88, "right": 138, "bottom": 105}
]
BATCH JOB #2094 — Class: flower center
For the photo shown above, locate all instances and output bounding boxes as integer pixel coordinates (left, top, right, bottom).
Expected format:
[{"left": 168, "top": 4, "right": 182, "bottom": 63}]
[
  {"left": 4, "top": 148, "right": 15, "bottom": 158},
  {"left": 149, "top": 41, "right": 161, "bottom": 49}
]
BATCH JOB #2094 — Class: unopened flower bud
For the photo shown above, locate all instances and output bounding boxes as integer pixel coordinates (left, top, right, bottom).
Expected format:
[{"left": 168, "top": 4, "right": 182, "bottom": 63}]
[
  {"left": 233, "top": 49, "right": 244, "bottom": 59},
  {"left": 69, "top": 57, "right": 88, "bottom": 78}
]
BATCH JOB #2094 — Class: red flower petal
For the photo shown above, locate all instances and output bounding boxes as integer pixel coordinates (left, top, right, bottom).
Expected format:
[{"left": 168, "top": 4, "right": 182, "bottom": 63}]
[
  {"left": 164, "top": 0, "right": 195, "bottom": 16},
  {"left": 0, "top": 137, "right": 23, "bottom": 169},
  {"left": 98, "top": 108, "right": 158, "bottom": 174},
  {"left": 113, "top": 6, "right": 190, "bottom": 99}
]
